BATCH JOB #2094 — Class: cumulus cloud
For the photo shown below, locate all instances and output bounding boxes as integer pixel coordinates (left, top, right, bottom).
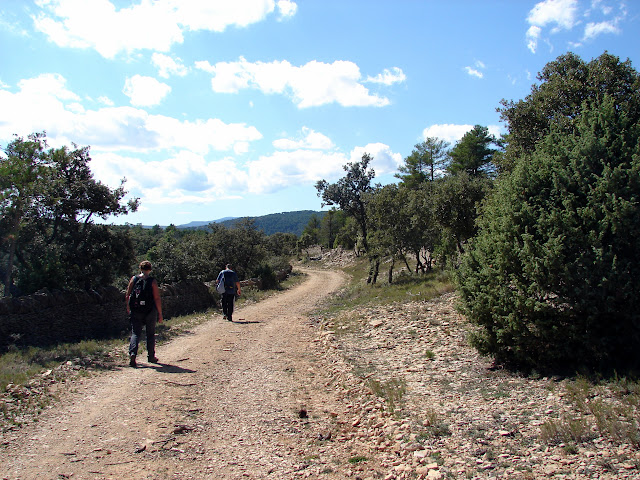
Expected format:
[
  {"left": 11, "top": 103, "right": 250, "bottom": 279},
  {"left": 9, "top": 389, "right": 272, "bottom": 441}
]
[
  {"left": 90, "top": 151, "right": 250, "bottom": 206},
  {"left": 152, "top": 53, "right": 188, "bottom": 78},
  {"left": 32, "top": 0, "right": 297, "bottom": 58},
  {"left": 273, "top": 127, "right": 334, "bottom": 150},
  {"left": 123, "top": 75, "right": 171, "bottom": 107},
  {"left": 195, "top": 57, "right": 398, "bottom": 108},
  {"left": 246, "top": 150, "right": 347, "bottom": 194},
  {"left": 0, "top": 73, "right": 262, "bottom": 154}
]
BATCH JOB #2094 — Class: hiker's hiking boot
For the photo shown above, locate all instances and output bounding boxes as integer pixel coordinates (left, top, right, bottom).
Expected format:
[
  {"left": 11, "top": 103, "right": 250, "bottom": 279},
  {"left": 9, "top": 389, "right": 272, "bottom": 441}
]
[
  {"left": 148, "top": 356, "right": 159, "bottom": 363},
  {"left": 129, "top": 354, "right": 137, "bottom": 368}
]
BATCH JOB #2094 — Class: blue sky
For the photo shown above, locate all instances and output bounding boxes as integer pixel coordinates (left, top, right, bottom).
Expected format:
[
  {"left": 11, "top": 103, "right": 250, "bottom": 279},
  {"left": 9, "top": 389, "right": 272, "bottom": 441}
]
[{"left": 1, "top": 0, "right": 638, "bottom": 226}]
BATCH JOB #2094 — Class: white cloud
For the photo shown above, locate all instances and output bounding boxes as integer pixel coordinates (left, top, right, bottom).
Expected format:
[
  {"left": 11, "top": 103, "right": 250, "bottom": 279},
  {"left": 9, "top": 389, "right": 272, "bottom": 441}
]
[
  {"left": 123, "top": 75, "right": 171, "bottom": 107},
  {"left": 90, "top": 151, "right": 250, "bottom": 205},
  {"left": 366, "top": 67, "right": 407, "bottom": 85},
  {"left": 273, "top": 127, "right": 334, "bottom": 150},
  {"left": 32, "top": 0, "right": 295, "bottom": 58},
  {"left": 526, "top": 25, "right": 542, "bottom": 53},
  {"left": 152, "top": 53, "right": 188, "bottom": 78},
  {"left": 528, "top": 0, "right": 578, "bottom": 29},
  {"left": 196, "top": 57, "right": 396, "bottom": 108},
  {"left": 277, "top": 0, "right": 298, "bottom": 20},
  {"left": 464, "top": 60, "right": 486, "bottom": 79},
  {"left": 33, "top": 0, "right": 184, "bottom": 58},
  {"left": 97, "top": 95, "right": 114, "bottom": 106},
  {"left": 583, "top": 20, "right": 620, "bottom": 39},
  {"left": 247, "top": 150, "right": 347, "bottom": 194},
  {"left": 526, "top": 0, "right": 578, "bottom": 53},
  {"left": 465, "top": 67, "right": 483, "bottom": 79},
  {"left": 0, "top": 73, "right": 262, "bottom": 155},
  {"left": 422, "top": 124, "right": 503, "bottom": 144}
]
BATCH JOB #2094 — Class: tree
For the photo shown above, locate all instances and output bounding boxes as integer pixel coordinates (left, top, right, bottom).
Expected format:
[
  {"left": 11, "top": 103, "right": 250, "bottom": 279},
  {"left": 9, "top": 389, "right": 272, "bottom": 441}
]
[
  {"left": 301, "top": 214, "right": 321, "bottom": 245},
  {"left": 448, "top": 125, "right": 498, "bottom": 178},
  {"left": 433, "top": 172, "right": 491, "bottom": 255},
  {"left": 1, "top": 133, "right": 139, "bottom": 294},
  {"left": 315, "top": 154, "right": 376, "bottom": 252},
  {"left": 405, "top": 183, "right": 440, "bottom": 273},
  {"left": 498, "top": 51, "right": 640, "bottom": 172},
  {"left": 458, "top": 92, "right": 640, "bottom": 372},
  {"left": 396, "top": 137, "right": 450, "bottom": 187},
  {"left": 366, "top": 184, "right": 408, "bottom": 283},
  {"left": 0, "top": 133, "right": 48, "bottom": 296}
]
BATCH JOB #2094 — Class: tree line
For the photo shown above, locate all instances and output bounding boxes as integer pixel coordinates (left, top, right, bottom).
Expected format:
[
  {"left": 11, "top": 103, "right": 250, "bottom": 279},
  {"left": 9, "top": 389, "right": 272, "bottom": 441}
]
[{"left": 2, "top": 51, "right": 638, "bottom": 372}]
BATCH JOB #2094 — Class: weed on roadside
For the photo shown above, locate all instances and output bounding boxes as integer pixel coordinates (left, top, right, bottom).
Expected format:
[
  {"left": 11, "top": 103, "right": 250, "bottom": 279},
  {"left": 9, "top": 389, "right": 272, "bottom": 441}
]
[
  {"left": 367, "top": 377, "right": 406, "bottom": 413},
  {"left": 539, "top": 375, "right": 640, "bottom": 449}
]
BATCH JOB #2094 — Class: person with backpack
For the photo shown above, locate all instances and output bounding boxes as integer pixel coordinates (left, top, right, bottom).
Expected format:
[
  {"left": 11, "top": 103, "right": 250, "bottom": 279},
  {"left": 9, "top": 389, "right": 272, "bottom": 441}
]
[
  {"left": 216, "top": 264, "right": 241, "bottom": 322},
  {"left": 125, "top": 260, "right": 163, "bottom": 367}
]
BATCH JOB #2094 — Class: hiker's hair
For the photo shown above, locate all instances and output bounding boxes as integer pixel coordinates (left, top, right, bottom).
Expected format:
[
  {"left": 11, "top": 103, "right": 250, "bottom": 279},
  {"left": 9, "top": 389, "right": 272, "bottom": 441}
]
[
  {"left": 139, "top": 260, "right": 152, "bottom": 271},
  {"left": 226, "top": 264, "right": 233, "bottom": 270}
]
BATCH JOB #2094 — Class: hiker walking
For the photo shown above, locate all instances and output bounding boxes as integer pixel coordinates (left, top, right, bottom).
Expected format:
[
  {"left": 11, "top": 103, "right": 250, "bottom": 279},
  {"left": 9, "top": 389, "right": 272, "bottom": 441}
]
[
  {"left": 125, "top": 260, "right": 163, "bottom": 367},
  {"left": 216, "top": 264, "right": 241, "bottom": 322}
]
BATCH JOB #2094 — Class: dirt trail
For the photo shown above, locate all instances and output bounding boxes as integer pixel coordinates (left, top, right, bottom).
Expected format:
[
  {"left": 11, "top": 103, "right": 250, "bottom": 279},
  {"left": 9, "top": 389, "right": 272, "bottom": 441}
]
[{"left": 1, "top": 268, "right": 355, "bottom": 480}]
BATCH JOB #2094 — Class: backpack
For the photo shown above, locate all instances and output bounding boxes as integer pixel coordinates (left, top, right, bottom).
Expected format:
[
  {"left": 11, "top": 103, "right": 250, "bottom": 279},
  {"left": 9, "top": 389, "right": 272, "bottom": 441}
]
[
  {"left": 216, "top": 270, "right": 234, "bottom": 294},
  {"left": 129, "top": 275, "right": 155, "bottom": 313},
  {"left": 223, "top": 271, "right": 234, "bottom": 289}
]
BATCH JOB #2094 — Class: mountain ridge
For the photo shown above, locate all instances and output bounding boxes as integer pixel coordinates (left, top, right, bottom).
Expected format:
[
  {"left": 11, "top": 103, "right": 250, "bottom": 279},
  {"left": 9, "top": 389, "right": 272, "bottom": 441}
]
[{"left": 177, "top": 210, "right": 326, "bottom": 236}]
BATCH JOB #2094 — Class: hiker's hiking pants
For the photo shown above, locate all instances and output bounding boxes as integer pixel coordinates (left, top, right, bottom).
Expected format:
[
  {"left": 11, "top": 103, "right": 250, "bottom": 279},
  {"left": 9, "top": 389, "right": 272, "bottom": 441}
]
[
  {"left": 222, "top": 293, "right": 235, "bottom": 321},
  {"left": 129, "top": 307, "right": 157, "bottom": 358}
]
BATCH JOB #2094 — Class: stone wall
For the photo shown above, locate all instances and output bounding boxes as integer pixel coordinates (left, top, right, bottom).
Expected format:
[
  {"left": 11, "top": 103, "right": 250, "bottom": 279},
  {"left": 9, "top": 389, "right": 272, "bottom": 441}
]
[{"left": 0, "top": 280, "right": 215, "bottom": 350}]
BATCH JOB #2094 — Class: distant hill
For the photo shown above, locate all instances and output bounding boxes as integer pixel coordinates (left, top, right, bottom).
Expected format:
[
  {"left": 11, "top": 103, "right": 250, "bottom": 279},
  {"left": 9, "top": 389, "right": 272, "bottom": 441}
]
[
  {"left": 178, "top": 210, "right": 326, "bottom": 236},
  {"left": 177, "top": 217, "right": 236, "bottom": 228}
]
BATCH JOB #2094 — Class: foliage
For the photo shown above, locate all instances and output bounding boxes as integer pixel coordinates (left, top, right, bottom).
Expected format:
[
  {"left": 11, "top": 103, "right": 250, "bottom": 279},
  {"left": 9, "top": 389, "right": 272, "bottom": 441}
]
[
  {"left": 128, "top": 219, "right": 293, "bottom": 287},
  {"left": 498, "top": 51, "right": 640, "bottom": 173},
  {"left": 315, "top": 153, "right": 377, "bottom": 252},
  {"left": 0, "top": 133, "right": 138, "bottom": 295},
  {"left": 396, "top": 137, "right": 450, "bottom": 187},
  {"left": 457, "top": 94, "right": 640, "bottom": 372},
  {"left": 433, "top": 172, "right": 492, "bottom": 255},
  {"left": 448, "top": 125, "right": 499, "bottom": 178}
]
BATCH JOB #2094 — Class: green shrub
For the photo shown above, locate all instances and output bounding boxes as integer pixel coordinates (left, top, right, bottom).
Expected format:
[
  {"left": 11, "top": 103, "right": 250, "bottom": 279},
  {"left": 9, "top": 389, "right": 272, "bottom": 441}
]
[
  {"left": 457, "top": 95, "right": 640, "bottom": 372},
  {"left": 252, "top": 264, "right": 278, "bottom": 290}
]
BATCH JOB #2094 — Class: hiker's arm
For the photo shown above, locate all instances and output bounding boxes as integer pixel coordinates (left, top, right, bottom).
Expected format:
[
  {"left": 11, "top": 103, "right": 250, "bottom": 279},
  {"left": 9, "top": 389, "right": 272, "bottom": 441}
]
[
  {"left": 125, "top": 277, "right": 134, "bottom": 314},
  {"left": 152, "top": 280, "right": 163, "bottom": 323},
  {"left": 235, "top": 281, "right": 241, "bottom": 296}
]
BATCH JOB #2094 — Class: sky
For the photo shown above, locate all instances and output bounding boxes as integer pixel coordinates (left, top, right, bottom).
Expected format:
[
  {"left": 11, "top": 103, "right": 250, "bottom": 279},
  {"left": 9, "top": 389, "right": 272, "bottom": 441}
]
[{"left": 1, "top": 0, "right": 638, "bottom": 227}]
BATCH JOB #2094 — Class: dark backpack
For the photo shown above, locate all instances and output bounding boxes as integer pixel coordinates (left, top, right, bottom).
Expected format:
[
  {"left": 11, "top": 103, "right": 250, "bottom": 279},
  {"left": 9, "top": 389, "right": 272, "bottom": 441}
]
[
  {"left": 129, "top": 275, "right": 155, "bottom": 313},
  {"left": 222, "top": 271, "right": 234, "bottom": 290}
]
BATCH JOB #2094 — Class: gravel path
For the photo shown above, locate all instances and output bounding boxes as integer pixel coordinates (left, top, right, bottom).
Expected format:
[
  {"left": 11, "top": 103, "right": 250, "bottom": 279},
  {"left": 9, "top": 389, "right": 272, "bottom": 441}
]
[{"left": 1, "top": 268, "right": 371, "bottom": 480}]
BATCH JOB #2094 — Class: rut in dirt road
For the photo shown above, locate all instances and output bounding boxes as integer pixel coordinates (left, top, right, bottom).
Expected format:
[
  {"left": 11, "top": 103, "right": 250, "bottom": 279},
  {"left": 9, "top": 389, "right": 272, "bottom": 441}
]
[{"left": 0, "top": 268, "right": 354, "bottom": 480}]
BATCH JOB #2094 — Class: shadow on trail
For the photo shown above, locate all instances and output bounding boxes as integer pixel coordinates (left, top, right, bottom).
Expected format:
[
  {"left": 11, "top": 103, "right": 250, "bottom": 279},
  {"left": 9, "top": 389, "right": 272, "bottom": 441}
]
[
  {"left": 231, "top": 319, "right": 262, "bottom": 325},
  {"left": 139, "top": 363, "right": 197, "bottom": 374}
]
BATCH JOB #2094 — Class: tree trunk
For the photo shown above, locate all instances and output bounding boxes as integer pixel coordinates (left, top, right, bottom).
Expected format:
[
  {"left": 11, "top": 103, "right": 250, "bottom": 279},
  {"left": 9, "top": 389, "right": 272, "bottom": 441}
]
[
  {"left": 3, "top": 235, "right": 16, "bottom": 297},
  {"left": 388, "top": 257, "right": 395, "bottom": 284},
  {"left": 366, "top": 256, "right": 380, "bottom": 284}
]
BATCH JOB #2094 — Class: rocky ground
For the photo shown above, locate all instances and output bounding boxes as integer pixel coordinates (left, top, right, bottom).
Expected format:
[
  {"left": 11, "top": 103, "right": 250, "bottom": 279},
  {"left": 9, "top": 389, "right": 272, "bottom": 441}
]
[
  {"left": 313, "top": 291, "right": 640, "bottom": 479},
  {"left": 1, "top": 260, "right": 639, "bottom": 479}
]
